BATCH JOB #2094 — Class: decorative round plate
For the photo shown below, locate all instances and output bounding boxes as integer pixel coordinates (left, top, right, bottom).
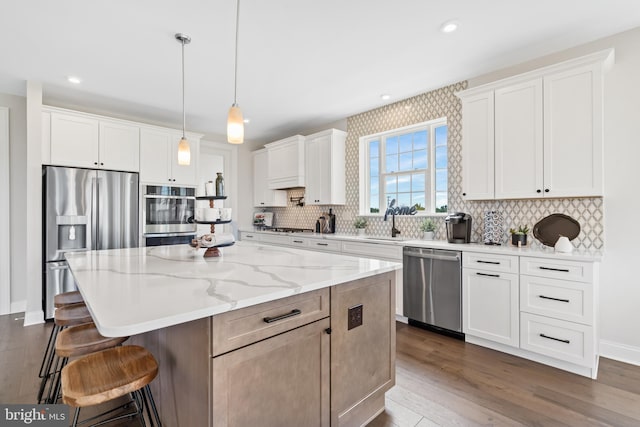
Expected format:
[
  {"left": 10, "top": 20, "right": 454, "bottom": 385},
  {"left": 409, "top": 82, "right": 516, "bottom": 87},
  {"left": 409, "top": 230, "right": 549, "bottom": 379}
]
[{"left": 533, "top": 214, "right": 581, "bottom": 247}]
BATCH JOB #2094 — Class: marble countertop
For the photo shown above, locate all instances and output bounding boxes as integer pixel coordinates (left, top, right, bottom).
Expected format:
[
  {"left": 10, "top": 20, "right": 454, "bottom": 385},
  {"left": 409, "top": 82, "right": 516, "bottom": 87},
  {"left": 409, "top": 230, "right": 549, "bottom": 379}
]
[
  {"left": 239, "top": 228, "right": 603, "bottom": 262},
  {"left": 65, "top": 241, "right": 402, "bottom": 338}
]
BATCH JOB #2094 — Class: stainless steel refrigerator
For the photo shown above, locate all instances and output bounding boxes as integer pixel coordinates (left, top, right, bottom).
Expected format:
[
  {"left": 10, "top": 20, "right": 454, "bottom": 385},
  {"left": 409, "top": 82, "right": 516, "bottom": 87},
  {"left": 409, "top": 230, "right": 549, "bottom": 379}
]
[{"left": 42, "top": 166, "right": 139, "bottom": 319}]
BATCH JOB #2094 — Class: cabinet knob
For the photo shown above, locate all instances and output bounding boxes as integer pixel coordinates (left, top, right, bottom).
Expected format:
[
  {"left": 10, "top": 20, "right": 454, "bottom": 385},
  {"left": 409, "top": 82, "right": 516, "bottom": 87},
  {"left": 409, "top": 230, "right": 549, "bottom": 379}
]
[
  {"left": 462, "top": 192, "right": 466, "bottom": 196},
  {"left": 94, "top": 162, "right": 98, "bottom": 165},
  {"left": 544, "top": 188, "right": 550, "bottom": 193},
  {"left": 100, "top": 162, "right": 104, "bottom": 166},
  {"left": 536, "top": 189, "right": 542, "bottom": 193}
]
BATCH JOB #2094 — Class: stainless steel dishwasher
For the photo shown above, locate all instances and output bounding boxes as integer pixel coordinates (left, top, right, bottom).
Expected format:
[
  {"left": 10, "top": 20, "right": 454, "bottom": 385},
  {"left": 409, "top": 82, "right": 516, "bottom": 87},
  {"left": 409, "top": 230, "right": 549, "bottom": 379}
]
[{"left": 403, "top": 246, "right": 463, "bottom": 339}]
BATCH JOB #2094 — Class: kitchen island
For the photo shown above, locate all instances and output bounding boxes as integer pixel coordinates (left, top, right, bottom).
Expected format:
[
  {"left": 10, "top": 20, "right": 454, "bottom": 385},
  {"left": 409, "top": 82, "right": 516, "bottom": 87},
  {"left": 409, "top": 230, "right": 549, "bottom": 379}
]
[{"left": 65, "top": 242, "right": 401, "bottom": 426}]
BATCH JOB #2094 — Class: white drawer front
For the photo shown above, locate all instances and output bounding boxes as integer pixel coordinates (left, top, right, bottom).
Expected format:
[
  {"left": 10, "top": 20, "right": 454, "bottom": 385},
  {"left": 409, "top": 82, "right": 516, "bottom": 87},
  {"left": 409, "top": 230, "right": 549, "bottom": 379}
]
[
  {"left": 341, "top": 241, "right": 402, "bottom": 260},
  {"left": 259, "top": 233, "right": 291, "bottom": 245},
  {"left": 288, "top": 236, "right": 309, "bottom": 247},
  {"left": 520, "top": 275, "right": 593, "bottom": 325},
  {"left": 520, "top": 257, "right": 593, "bottom": 283},
  {"left": 520, "top": 313, "right": 594, "bottom": 367},
  {"left": 240, "top": 232, "right": 261, "bottom": 241},
  {"left": 307, "top": 239, "right": 342, "bottom": 252},
  {"left": 463, "top": 252, "right": 519, "bottom": 274}
]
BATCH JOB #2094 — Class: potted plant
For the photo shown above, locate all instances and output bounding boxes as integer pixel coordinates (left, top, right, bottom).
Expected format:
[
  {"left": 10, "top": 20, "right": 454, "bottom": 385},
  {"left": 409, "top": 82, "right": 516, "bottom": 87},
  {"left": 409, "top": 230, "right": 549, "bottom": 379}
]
[
  {"left": 509, "top": 225, "right": 530, "bottom": 246},
  {"left": 353, "top": 217, "right": 367, "bottom": 236},
  {"left": 420, "top": 218, "right": 436, "bottom": 240}
]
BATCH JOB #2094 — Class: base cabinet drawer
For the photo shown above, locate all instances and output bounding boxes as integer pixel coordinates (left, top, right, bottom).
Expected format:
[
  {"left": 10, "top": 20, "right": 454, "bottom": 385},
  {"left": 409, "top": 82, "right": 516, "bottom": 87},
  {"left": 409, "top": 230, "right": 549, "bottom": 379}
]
[
  {"left": 520, "top": 312, "right": 594, "bottom": 367},
  {"left": 463, "top": 252, "right": 519, "bottom": 274},
  {"left": 307, "top": 239, "right": 342, "bottom": 252},
  {"left": 520, "top": 275, "right": 593, "bottom": 325},
  {"left": 520, "top": 257, "right": 593, "bottom": 283},
  {"left": 211, "top": 288, "right": 330, "bottom": 356}
]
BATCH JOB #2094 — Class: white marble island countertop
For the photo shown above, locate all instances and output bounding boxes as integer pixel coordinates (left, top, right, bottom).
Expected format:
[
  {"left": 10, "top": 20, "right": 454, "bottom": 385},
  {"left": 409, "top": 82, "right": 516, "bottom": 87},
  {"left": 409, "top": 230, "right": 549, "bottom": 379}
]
[{"left": 65, "top": 241, "right": 402, "bottom": 337}]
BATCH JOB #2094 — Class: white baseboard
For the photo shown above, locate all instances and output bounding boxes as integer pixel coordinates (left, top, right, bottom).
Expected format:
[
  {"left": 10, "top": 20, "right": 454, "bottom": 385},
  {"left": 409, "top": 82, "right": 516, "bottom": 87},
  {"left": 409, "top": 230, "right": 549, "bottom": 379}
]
[
  {"left": 600, "top": 340, "right": 640, "bottom": 366},
  {"left": 395, "top": 314, "right": 408, "bottom": 324},
  {"left": 23, "top": 309, "right": 44, "bottom": 326},
  {"left": 10, "top": 299, "right": 26, "bottom": 314}
]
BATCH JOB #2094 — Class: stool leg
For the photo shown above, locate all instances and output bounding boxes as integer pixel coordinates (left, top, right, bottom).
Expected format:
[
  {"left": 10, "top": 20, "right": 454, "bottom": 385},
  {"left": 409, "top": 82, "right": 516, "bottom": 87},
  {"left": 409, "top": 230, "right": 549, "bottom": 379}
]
[
  {"left": 71, "top": 407, "right": 80, "bottom": 427},
  {"left": 37, "top": 324, "right": 61, "bottom": 402},
  {"left": 143, "top": 385, "right": 162, "bottom": 427},
  {"left": 48, "top": 357, "right": 68, "bottom": 404}
]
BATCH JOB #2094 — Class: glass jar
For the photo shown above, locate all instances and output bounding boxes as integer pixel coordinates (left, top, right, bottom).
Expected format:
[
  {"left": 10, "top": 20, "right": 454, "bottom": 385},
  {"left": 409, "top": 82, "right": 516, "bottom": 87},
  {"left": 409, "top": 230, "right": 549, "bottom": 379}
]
[{"left": 215, "top": 172, "right": 225, "bottom": 196}]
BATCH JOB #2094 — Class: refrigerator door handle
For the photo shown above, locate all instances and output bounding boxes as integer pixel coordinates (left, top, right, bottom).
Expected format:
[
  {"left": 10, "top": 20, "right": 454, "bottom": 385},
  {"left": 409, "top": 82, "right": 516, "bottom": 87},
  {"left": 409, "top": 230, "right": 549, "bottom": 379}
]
[{"left": 91, "top": 176, "right": 98, "bottom": 250}]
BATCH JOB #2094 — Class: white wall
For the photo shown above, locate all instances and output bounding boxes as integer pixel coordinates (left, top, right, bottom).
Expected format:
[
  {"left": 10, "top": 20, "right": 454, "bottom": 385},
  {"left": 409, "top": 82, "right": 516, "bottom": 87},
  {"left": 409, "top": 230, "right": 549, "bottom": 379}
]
[
  {"left": 0, "top": 93, "right": 27, "bottom": 313},
  {"left": 468, "top": 27, "right": 640, "bottom": 365}
]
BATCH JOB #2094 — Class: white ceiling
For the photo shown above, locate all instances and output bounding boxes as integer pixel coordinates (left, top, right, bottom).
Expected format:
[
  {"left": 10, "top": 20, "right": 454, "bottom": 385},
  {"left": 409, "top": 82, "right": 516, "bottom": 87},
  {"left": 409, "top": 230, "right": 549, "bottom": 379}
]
[{"left": 1, "top": 0, "right": 640, "bottom": 144}]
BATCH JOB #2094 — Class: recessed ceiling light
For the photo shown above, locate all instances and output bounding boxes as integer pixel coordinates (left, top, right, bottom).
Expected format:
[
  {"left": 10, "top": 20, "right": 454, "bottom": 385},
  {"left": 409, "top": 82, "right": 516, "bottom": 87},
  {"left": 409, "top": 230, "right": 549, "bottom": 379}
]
[
  {"left": 243, "top": 118, "right": 250, "bottom": 124},
  {"left": 67, "top": 76, "right": 82, "bottom": 84},
  {"left": 380, "top": 94, "right": 391, "bottom": 100},
  {"left": 440, "top": 20, "right": 459, "bottom": 34}
]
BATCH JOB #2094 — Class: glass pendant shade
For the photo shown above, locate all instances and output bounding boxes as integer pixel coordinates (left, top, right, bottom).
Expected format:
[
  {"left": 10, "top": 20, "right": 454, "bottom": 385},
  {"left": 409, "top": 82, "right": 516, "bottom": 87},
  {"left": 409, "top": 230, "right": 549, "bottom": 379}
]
[
  {"left": 177, "top": 137, "right": 191, "bottom": 165},
  {"left": 227, "top": 104, "right": 244, "bottom": 144}
]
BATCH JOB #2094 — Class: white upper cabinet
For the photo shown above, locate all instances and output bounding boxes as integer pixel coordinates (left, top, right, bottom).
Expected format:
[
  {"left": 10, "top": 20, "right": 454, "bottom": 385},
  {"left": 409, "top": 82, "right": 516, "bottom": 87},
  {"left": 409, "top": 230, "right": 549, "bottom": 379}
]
[
  {"left": 266, "top": 135, "right": 305, "bottom": 189},
  {"left": 140, "top": 128, "right": 199, "bottom": 186},
  {"left": 48, "top": 111, "right": 140, "bottom": 172},
  {"left": 461, "top": 92, "right": 495, "bottom": 200},
  {"left": 494, "top": 78, "right": 544, "bottom": 199},
  {"left": 252, "top": 149, "right": 287, "bottom": 207},
  {"left": 99, "top": 121, "right": 140, "bottom": 172},
  {"left": 304, "top": 129, "right": 347, "bottom": 205},
  {"left": 543, "top": 64, "right": 603, "bottom": 197},
  {"left": 457, "top": 49, "right": 613, "bottom": 200}
]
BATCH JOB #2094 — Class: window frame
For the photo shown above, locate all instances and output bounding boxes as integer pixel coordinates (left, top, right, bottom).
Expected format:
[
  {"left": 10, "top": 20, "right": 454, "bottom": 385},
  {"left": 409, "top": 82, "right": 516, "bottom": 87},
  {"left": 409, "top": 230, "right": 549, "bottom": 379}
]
[{"left": 358, "top": 118, "right": 448, "bottom": 216}]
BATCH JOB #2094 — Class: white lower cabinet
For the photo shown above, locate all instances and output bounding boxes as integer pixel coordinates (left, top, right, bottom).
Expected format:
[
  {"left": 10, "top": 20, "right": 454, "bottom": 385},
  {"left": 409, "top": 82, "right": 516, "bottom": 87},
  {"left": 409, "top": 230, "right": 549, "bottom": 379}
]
[{"left": 463, "top": 268, "right": 519, "bottom": 348}]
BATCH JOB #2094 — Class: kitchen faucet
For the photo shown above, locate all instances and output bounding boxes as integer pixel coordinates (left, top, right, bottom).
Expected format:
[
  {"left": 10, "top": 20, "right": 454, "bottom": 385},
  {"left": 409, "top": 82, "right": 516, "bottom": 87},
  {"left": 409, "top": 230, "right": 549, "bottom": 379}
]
[{"left": 383, "top": 199, "right": 401, "bottom": 238}]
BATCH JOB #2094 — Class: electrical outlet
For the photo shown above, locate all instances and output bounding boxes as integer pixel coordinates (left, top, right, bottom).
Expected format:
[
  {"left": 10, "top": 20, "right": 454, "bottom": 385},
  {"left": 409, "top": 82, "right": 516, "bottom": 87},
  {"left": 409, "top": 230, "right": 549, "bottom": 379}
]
[{"left": 348, "top": 304, "right": 363, "bottom": 330}]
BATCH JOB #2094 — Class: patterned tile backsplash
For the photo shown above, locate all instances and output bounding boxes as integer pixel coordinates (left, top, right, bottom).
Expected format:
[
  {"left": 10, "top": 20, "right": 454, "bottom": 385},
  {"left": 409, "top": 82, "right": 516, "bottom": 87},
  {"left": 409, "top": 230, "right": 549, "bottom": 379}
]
[{"left": 265, "top": 81, "right": 604, "bottom": 250}]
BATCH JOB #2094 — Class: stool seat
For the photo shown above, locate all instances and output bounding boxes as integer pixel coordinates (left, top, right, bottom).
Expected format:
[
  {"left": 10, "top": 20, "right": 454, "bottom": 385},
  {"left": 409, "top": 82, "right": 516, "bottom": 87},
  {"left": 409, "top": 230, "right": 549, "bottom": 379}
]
[
  {"left": 54, "top": 302, "right": 92, "bottom": 327},
  {"left": 62, "top": 345, "right": 159, "bottom": 408},
  {"left": 54, "top": 291, "right": 84, "bottom": 308},
  {"left": 55, "top": 323, "right": 128, "bottom": 358}
]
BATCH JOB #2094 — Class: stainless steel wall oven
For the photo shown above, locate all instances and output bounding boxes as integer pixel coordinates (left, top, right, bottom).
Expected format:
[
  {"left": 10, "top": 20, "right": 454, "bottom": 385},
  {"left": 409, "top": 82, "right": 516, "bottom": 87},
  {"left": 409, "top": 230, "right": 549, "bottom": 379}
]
[{"left": 142, "top": 185, "right": 196, "bottom": 244}]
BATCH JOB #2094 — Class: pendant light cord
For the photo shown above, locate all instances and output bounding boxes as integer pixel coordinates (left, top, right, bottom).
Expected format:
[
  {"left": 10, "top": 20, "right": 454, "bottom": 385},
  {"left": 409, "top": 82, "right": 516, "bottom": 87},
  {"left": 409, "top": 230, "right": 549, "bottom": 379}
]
[
  {"left": 181, "top": 39, "right": 186, "bottom": 139},
  {"left": 233, "top": 0, "right": 240, "bottom": 105}
]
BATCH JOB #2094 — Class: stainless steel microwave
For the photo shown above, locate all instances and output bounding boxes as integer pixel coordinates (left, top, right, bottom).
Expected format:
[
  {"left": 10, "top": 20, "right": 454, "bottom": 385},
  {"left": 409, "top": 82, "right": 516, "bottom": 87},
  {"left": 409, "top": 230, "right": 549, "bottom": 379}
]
[{"left": 142, "top": 185, "right": 196, "bottom": 236}]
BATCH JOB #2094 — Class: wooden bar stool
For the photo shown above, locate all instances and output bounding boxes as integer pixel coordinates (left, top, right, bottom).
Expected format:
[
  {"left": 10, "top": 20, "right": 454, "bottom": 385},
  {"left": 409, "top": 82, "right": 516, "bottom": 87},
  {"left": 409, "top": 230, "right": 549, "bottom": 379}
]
[
  {"left": 37, "top": 302, "right": 93, "bottom": 403},
  {"left": 39, "top": 292, "right": 86, "bottom": 380},
  {"left": 45, "top": 322, "right": 129, "bottom": 404},
  {"left": 62, "top": 345, "right": 162, "bottom": 427}
]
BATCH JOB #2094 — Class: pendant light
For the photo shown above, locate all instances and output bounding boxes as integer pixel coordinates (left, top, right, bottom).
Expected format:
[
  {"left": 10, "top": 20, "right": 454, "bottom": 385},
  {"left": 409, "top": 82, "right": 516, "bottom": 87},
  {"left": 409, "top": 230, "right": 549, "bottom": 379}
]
[
  {"left": 176, "top": 33, "right": 191, "bottom": 165},
  {"left": 227, "top": 0, "right": 244, "bottom": 144}
]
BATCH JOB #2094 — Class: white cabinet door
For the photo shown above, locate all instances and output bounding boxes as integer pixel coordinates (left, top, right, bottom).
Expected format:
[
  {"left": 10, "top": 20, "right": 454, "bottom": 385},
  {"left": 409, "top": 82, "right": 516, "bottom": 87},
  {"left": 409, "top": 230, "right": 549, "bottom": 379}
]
[
  {"left": 461, "top": 92, "right": 494, "bottom": 200},
  {"left": 50, "top": 113, "right": 99, "bottom": 168},
  {"left": 99, "top": 121, "right": 140, "bottom": 172},
  {"left": 494, "top": 79, "right": 543, "bottom": 199},
  {"left": 543, "top": 64, "right": 603, "bottom": 197},
  {"left": 252, "top": 149, "right": 287, "bottom": 207},
  {"left": 305, "top": 129, "right": 346, "bottom": 205},
  {"left": 266, "top": 135, "right": 305, "bottom": 189},
  {"left": 463, "top": 268, "right": 519, "bottom": 347},
  {"left": 169, "top": 133, "right": 198, "bottom": 186},
  {"left": 140, "top": 128, "right": 172, "bottom": 184}
]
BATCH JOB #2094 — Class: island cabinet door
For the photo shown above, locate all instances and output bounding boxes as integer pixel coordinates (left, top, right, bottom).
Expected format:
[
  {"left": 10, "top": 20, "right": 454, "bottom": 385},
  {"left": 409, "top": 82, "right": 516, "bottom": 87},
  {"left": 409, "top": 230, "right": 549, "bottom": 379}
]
[
  {"left": 211, "top": 317, "right": 330, "bottom": 427},
  {"left": 331, "top": 272, "right": 396, "bottom": 427}
]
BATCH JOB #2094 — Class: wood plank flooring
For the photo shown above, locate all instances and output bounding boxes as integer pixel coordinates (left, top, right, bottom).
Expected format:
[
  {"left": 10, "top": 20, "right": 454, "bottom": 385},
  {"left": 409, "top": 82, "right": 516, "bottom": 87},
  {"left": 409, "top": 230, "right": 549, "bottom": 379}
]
[{"left": 2, "top": 314, "right": 639, "bottom": 426}]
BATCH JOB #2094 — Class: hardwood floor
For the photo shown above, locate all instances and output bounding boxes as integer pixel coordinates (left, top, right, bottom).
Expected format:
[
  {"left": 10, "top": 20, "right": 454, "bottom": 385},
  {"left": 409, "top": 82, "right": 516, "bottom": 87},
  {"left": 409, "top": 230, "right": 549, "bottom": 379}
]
[
  {"left": 370, "top": 322, "right": 640, "bottom": 427},
  {"left": 2, "top": 314, "right": 639, "bottom": 426}
]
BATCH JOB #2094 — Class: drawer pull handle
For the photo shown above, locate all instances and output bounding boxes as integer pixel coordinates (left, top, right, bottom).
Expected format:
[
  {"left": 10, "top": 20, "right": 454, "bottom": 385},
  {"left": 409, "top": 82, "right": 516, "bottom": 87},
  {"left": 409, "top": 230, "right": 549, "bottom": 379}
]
[
  {"left": 477, "top": 260, "right": 500, "bottom": 265},
  {"left": 476, "top": 272, "right": 500, "bottom": 278},
  {"left": 540, "top": 333, "right": 570, "bottom": 344},
  {"left": 316, "top": 243, "right": 328, "bottom": 246},
  {"left": 263, "top": 309, "right": 302, "bottom": 323},
  {"left": 539, "top": 266, "right": 570, "bottom": 273},
  {"left": 539, "top": 295, "right": 570, "bottom": 303},
  {"left": 292, "top": 240, "right": 303, "bottom": 243}
]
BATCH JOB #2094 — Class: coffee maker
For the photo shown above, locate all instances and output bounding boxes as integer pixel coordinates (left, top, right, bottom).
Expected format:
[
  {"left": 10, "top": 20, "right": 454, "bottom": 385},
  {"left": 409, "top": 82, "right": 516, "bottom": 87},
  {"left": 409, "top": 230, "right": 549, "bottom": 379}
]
[{"left": 445, "top": 212, "right": 472, "bottom": 243}]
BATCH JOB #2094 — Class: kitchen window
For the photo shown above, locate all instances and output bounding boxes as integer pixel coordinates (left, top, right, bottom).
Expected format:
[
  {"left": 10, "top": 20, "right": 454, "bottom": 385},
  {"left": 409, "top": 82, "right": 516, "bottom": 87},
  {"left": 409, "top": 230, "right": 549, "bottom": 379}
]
[{"left": 359, "top": 119, "right": 448, "bottom": 215}]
